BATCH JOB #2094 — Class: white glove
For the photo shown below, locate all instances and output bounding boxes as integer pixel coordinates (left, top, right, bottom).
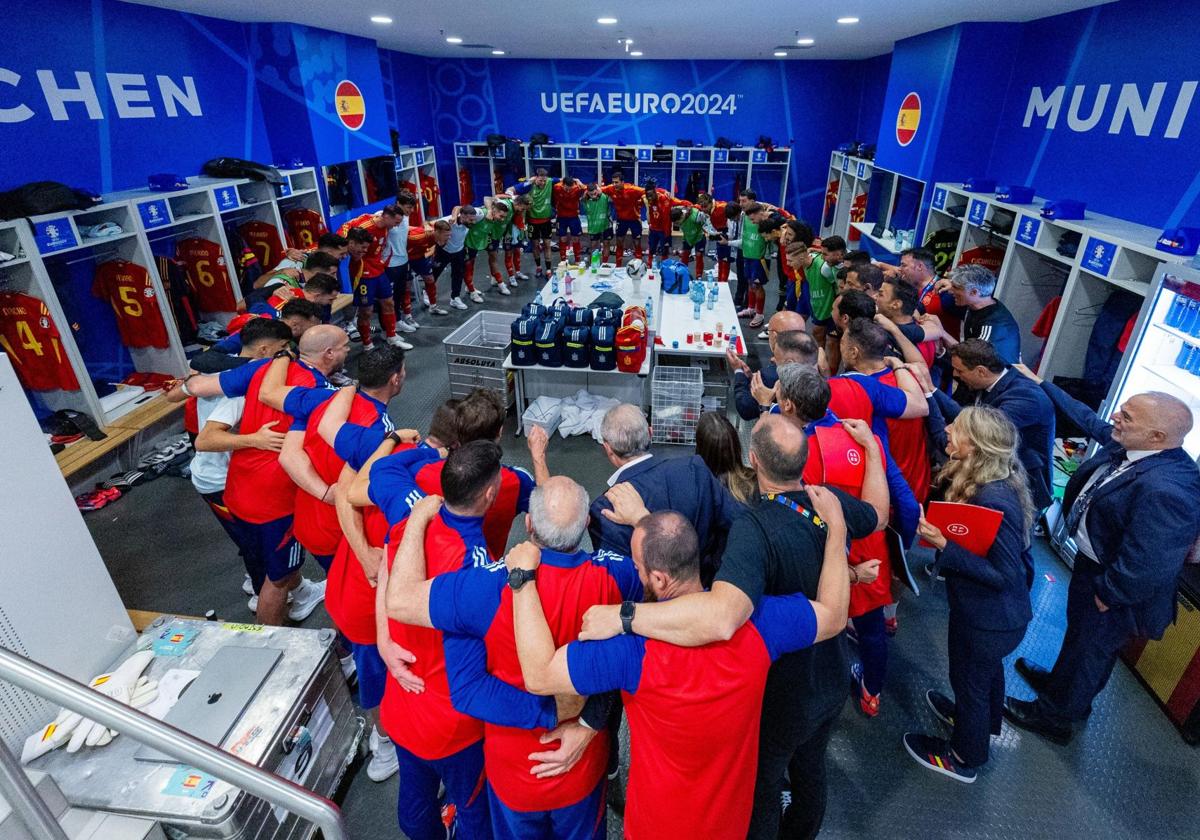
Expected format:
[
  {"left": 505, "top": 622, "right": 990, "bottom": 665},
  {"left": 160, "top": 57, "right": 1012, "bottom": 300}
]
[{"left": 21, "top": 650, "right": 158, "bottom": 762}]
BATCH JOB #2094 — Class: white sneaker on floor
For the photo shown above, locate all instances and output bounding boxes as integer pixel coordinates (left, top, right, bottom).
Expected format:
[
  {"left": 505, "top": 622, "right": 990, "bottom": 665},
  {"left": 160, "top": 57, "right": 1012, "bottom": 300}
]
[
  {"left": 386, "top": 335, "right": 414, "bottom": 350},
  {"left": 449, "top": 297, "right": 468, "bottom": 310},
  {"left": 366, "top": 729, "right": 399, "bottom": 782},
  {"left": 395, "top": 318, "right": 417, "bottom": 333},
  {"left": 469, "top": 290, "right": 484, "bottom": 303},
  {"left": 242, "top": 574, "right": 254, "bottom": 597},
  {"left": 421, "top": 291, "right": 431, "bottom": 308},
  {"left": 494, "top": 281, "right": 512, "bottom": 296},
  {"left": 345, "top": 323, "right": 362, "bottom": 342},
  {"left": 758, "top": 330, "right": 769, "bottom": 340},
  {"left": 430, "top": 305, "right": 449, "bottom": 316},
  {"left": 403, "top": 315, "right": 421, "bottom": 330},
  {"left": 248, "top": 587, "right": 295, "bottom": 613},
  {"left": 515, "top": 272, "right": 530, "bottom": 282},
  {"left": 288, "top": 578, "right": 326, "bottom": 622}
]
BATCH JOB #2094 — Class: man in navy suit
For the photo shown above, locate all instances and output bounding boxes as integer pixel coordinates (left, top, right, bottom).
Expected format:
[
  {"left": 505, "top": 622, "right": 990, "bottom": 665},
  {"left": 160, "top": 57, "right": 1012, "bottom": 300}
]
[
  {"left": 931, "top": 339, "right": 1056, "bottom": 510},
  {"left": 727, "top": 311, "right": 811, "bottom": 421},
  {"left": 1002, "top": 364, "right": 1200, "bottom": 744},
  {"left": 590, "top": 403, "right": 740, "bottom": 582}
]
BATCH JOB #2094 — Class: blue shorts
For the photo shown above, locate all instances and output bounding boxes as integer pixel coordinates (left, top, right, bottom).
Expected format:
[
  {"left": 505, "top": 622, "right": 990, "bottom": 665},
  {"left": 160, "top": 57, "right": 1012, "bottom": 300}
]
[
  {"left": 396, "top": 741, "right": 489, "bottom": 840},
  {"left": 682, "top": 237, "right": 706, "bottom": 253},
  {"left": 647, "top": 230, "right": 670, "bottom": 256},
  {"left": 794, "top": 280, "right": 813, "bottom": 317},
  {"left": 615, "top": 219, "right": 642, "bottom": 238},
  {"left": 716, "top": 243, "right": 732, "bottom": 260},
  {"left": 410, "top": 257, "right": 433, "bottom": 277},
  {"left": 557, "top": 217, "right": 582, "bottom": 237},
  {"left": 587, "top": 226, "right": 612, "bottom": 241},
  {"left": 312, "top": 553, "right": 334, "bottom": 572},
  {"left": 353, "top": 272, "right": 394, "bottom": 306},
  {"left": 743, "top": 257, "right": 766, "bottom": 285},
  {"left": 236, "top": 514, "right": 302, "bottom": 582},
  {"left": 487, "top": 779, "right": 606, "bottom": 840},
  {"left": 352, "top": 642, "right": 388, "bottom": 709}
]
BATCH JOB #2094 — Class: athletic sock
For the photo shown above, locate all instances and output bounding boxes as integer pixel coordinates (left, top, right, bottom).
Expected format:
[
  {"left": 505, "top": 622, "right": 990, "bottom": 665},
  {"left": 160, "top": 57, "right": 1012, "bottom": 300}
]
[
  {"left": 424, "top": 278, "right": 437, "bottom": 306},
  {"left": 492, "top": 269, "right": 504, "bottom": 286},
  {"left": 718, "top": 260, "right": 729, "bottom": 282},
  {"left": 573, "top": 242, "right": 582, "bottom": 263},
  {"left": 357, "top": 311, "right": 373, "bottom": 342},
  {"left": 379, "top": 309, "right": 397, "bottom": 337}
]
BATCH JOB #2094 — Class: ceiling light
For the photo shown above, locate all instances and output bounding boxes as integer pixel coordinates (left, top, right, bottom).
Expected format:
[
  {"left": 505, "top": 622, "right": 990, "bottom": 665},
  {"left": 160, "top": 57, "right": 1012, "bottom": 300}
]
[
  {"left": 370, "top": 15, "right": 392, "bottom": 24},
  {"left": 492, "top": 49, "right": 506, "bottom": 55},
  {"left": 774, "top": 51, "right": 788, "bottom": 57},
  {"left": 837, "top": 16, "right": 859, "bottom": 24},
  {"left": 797, "top": 37, "right": 814, "bottom": 45},
  {"left": 630, "top": 51, "right": 643, "bottom": 57},
  {"left": 445, "top": 36, "right": 463, "bottom": 43},
  {"left": 597, "top": 17, "right": 618, "bottom": 25}
]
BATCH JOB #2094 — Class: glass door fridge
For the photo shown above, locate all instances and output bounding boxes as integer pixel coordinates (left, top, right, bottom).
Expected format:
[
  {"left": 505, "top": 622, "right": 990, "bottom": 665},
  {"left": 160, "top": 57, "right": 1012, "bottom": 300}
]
[{"left": 1104, "top": 261, "right": 1200, "bottom": 460}]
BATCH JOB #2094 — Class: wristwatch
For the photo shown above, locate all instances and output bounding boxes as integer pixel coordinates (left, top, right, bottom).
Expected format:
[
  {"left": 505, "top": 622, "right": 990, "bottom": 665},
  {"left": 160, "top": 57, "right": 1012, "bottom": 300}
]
[
  {"left": 507, "top": 568, "right": 537, "bottom": 591},
  {"left": 387, "top": 430, "right": 405, "bottom": 446},
  {"left": 619, "top": 600, "right": 636, "bottom": 635}
]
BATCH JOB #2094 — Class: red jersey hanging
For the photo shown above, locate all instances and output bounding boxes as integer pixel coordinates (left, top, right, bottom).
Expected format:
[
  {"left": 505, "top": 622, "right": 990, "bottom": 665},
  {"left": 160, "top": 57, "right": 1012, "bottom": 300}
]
[
  {"left": 0, "top": 292, "right": 80, "bottom": 391},
  {"left": 176, "top": 238, "right": 238, "bottom": 312},
  {"left": 92, "top": 260, "right": 169, "bottom": 349},
  {"left": 238, "top": 220, "right": 285, "bottom": 270},
  {"left": 400, "top": 181, "right": 423, "bottom": 227},
  {"left": 283, "top": 208, "right": 327, "bottom": 250},
  {"left": 420, "top": 173, "right": 441, "bottom": 217}
]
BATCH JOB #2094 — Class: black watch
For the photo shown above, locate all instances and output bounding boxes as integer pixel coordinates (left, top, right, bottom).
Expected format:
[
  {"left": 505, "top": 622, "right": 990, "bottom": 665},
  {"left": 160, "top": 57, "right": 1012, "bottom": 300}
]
[
  {"left": 507, "top": 568, "right": 537, "bottom": 591},
  {"left": 387, "top": 431, "right": 404, "bottom": 446},
  {"left": 619, "top": 600, "right": 636, "bottom": 635}
]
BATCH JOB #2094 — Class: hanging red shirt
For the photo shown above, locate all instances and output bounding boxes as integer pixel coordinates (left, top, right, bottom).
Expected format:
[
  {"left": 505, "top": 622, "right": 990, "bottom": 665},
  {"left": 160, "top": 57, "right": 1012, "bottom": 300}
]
[
  {"left": 177, "top": 237, "right": 238, "bottom": 312},
  {"left": 0, "top": 292, "right": 80, "bottom": 391},
  {"left": 92, "top": 260, "right": 169, "bottom": 349},
  {"left": 283, "top": 208, "right": 327, "bottom": 250}
]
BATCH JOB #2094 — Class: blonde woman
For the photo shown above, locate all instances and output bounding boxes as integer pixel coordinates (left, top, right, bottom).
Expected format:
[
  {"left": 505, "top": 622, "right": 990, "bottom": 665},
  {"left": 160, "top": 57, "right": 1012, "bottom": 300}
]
[{"left": 904, "top": 406, "right": 1034, "bottom": 783}]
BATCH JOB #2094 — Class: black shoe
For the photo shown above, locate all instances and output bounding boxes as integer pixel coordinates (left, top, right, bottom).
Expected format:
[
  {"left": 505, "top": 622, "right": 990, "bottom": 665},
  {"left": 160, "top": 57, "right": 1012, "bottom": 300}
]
[
  {"left": 926, "top": 690, "right": 956, "bottom": 728},
  {"left": 1002, "top": 697, "right": 1072, "bottom": 745},
  {"left": 1014, "top": 657, "right": 1051, "bottom": 694}
]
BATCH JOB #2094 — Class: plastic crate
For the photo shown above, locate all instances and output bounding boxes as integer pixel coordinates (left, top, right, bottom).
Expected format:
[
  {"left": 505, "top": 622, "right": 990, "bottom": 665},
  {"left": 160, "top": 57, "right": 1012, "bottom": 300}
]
[
  {"left": 651, "top": 365, "right": 703, "bottom": 445},
  {"left": 443, "top": 311, "right": 515, "bottom": 408}
]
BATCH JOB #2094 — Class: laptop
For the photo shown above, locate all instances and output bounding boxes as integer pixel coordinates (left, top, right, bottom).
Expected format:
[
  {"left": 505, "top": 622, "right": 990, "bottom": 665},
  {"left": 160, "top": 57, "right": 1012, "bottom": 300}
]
[{"left": 135, "top": 646, "right": 281, "bottom": 762}]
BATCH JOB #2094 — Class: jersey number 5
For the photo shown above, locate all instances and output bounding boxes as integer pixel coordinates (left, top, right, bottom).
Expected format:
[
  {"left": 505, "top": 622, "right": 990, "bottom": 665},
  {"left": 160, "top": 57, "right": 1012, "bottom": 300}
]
[{"left": 117, "top": 286, "right": 144, "bottom": 317}]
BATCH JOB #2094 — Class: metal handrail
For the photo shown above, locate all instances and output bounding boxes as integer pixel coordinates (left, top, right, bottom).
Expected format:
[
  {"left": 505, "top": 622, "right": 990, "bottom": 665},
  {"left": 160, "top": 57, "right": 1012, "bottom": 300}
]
[{"left": 0, "top": 646, "right": 347, "bottom": 840}]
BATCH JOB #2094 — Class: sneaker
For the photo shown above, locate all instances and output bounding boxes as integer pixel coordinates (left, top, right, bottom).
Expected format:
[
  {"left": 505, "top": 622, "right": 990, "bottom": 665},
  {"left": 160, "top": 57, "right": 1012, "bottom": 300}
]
[
  {"left": 386, "top": 335, "right": 414, "bottom": 350},
  {"left": 430, "top": 305, "right": 449, "bottom": 316},
  {"left": 902, "top": 733, "right": 977, "bottom": 783},
  {"left": 420, "top": 291, "right": 431, "bottom": 308},
  {"left": 395, "top": 318, "right": 417, "bottom": 333},
  {"left": 288, "top": 578, "right": 326, "bottom": 622},
  {"left": 851, "top": 662, "right": 880, "bottom": 717},
  {"left": 469, "top": 290, "right": 484, "bottom": 303},
  {"left": 494, "top": 281, "right": 512, "bottom": 296},
  {"left": 248, "top": 588, "right": 294, "bottom": 613},
  {"left": 926, "top": 690, "right": 956, "bottom": 728},
  {"left": 403, "top": 315, "right": 421, "bottom": 330},
  {"left": 366, "top": 729, "right": 399, "bottom": 782},
  {"left": 757, "top": 330, "right": 769, "bottom": 340},
  {"left": 345, "top": 323, "right": 362, "bottom": 342},
  {"left": 749, "top": 315, "right": 765, "bottom": 329},
  {"left": 242, "top": 575, "right": 254, "bottom": 597},
  {"left": 535, "top": 268, "right": 546, "bottom": 281},
  {"left": 449, "top": 297, "right": 468, "bottom": 310},
  {"left": 515, "top": 271, "right": 530, "bottom": 282},
  {"left": 737, "top": 307, "right": 756, "bottom": 319}
]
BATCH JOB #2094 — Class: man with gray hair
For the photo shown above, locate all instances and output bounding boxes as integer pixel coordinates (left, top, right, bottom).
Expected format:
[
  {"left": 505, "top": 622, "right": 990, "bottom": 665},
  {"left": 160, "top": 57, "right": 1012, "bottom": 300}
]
[
  {"left": 591, "top": 403, "right": 740, "bottom": 581},
  {"left": 385, "top": 474, "right": 644, "bottom": 838},
  {"left": 937, "top": 263, "right": 1021, "bottom": 365}
]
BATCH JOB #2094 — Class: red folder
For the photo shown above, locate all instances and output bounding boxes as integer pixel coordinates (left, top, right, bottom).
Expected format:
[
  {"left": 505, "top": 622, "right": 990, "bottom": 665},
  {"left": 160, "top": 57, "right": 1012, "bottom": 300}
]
[{"left": 920, "top": 501, "right": 1004, "bottom": 556}]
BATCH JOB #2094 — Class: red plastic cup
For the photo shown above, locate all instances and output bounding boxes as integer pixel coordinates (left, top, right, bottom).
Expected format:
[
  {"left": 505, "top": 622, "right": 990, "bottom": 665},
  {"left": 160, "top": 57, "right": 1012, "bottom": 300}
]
[
  {"left": 686, "top": 333, "right": 693, "bottom": 344},
  {"left": 703, "top": 332, "right": 713, "bottom": 345}
]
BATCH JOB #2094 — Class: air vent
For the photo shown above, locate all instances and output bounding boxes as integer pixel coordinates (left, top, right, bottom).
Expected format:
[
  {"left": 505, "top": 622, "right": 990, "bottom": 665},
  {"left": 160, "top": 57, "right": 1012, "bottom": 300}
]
[
  {"left": 775, "top": 44, "right": 814, "bottom": 50},
  {"left": 460, "top": 43, "right": 494, "bottom": 49}
]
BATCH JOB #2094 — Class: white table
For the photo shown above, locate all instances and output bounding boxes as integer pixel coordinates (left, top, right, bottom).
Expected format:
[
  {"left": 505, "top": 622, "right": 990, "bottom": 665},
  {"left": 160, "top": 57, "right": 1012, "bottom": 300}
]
[
  {"left": 507, "top": 266, "right": 659, "bottom": 434},
  {"left": 654, "top": 280, "right": 743, "bottom": 357}
]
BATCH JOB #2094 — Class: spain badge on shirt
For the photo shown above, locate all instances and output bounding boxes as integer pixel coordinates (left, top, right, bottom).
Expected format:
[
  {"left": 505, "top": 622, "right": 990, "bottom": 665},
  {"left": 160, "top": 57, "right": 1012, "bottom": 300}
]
[{"left": 335, "top": 80, "right": 365, "bottom": 131}]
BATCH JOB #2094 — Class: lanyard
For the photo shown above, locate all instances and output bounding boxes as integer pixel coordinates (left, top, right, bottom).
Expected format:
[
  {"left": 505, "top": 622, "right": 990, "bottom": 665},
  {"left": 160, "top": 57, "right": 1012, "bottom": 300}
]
[{"left": 763, "top": 493, "right": 827, "bottom": 531}]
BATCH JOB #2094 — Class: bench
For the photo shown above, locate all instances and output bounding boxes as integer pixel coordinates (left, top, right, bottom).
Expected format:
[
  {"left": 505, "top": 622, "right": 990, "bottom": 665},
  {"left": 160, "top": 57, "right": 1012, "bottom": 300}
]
[{"left": 56, "top": 394, "right": 183, "bottom": 481}]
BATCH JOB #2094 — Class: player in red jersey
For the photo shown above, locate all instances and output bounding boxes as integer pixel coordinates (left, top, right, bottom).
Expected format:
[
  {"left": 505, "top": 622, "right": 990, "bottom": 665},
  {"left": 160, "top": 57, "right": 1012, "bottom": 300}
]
[
  {"left": 386, "top": 475, "right": 641, "bottom": 840},
  {"left": 0, "top": 291, "right": 80, "bottom": 391},
  {"left": 642, "top": 178, "right": 685, "bottom": 269},
  {"left": 176, "top": 237, "right": 238, "bottom": 313},
  {"left": 92, "top": 260, "right": 170, "bottom": 349},
  {"left": 696, "top": 193, "right": 733, "bottom": 280},
  {"left": 552, "top": 176, "right": 586, "bottom": 264},
  {"left": 601, "top": 169, "right": 645, "bottom": 267},
  {"left": 259, "top": 272, "right": 340, "bottom": 315},
  {"left": 404, "top": 221, "right": 453, "bottom": 318},
  {"left": 165, "top": 325, "right": 349, "bottom": 624},
  {"left": 510, "top": 485, "right": 850, "bottom": 840},
  {"left": 337, "top": 200, "right": 410, "bottom": 350}
]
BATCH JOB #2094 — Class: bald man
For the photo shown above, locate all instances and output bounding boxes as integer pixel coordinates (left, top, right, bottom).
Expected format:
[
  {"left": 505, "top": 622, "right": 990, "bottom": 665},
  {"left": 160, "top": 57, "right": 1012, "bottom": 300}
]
[
  {"left": 170, "top": 324, "right": 350, "bottom": 623},
  {"left": 727, "top": 311, "right": 816, "bottom": 421},
  {"left": 1004, "top": 366, "right": 1200, "bottom": 745}
]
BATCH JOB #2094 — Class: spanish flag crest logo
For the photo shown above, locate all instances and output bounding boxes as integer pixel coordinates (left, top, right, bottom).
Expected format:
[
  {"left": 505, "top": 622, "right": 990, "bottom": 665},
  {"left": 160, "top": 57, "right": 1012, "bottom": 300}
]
[
  {"left": 335, "top": 80, "right": 365, "bottom": 131},
  {"left": 896, "top": 92, "right": 921, "bottom": 147}
]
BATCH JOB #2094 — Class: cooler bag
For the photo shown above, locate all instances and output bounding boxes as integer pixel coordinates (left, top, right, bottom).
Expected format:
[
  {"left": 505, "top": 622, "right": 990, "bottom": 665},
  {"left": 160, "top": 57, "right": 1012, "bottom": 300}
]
[
  {"left": 511, "top": 314, "right": 539, "bottom": 366},
  {"left": 592, "top": 305, "right": 620, "bottom": 327},
  {"left": 562, "top": 325, "right": 592, "bottom": 368},
  {"left": 590, "top": 323, "right": 617, "bottom": 370},
  {"left": 659, "top": 258, "right": 691, "bottom": 294},
  {"left": 522, "top": 301, "right": 548, "bottom": 320},
  {"left": 566, "top": 306, "right": 594, "bottom": 327},
  {"left": 615, "top": 322, "right": 647, "bottom": 373},
  {"left": 547, "top": 296, "right": 571, "bottom": 322},
  {"left": 621, "top": 306, "right": 647, "bottom": 329},
  {"left": 534, "top": 318, "right": 564, "bottom": 367}
]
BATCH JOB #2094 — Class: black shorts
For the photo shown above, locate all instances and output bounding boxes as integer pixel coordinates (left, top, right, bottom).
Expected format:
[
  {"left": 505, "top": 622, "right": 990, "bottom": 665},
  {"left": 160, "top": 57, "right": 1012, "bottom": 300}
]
[{"left": 529, "top": 220, "right": 553, "bottom": 240}]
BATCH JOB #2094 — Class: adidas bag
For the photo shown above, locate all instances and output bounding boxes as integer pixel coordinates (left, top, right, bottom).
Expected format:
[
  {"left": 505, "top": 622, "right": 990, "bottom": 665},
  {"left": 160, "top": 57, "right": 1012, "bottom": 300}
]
[
  {"left": 590, "top": 323, "right": 617, "bottom": 371},
  {"left": 522, "top": 301, "right": 548, "bottom": 320},
  {"left": 546, "top": 296, "right": 571, "bottom": 322},
  {"left": 562, "top": 325, "right": 591, "bottom": 368},
  {"left": 592, "top": 305, "right": 620, "bottom": 327},
  {"left": 511, "top": 314, "right": 539, "bottom": 366},
  {"left": 659, "top": 258, "right": 691, "bottom": 295},
  {"left": 566, "top": 307, "right": 593, "bottom": 327},
  {"left": 534, "top": 319, "right": 564, "bottom": 367},
  {"left": 615, "top": 323, "right": 647, "bottom": 373}
]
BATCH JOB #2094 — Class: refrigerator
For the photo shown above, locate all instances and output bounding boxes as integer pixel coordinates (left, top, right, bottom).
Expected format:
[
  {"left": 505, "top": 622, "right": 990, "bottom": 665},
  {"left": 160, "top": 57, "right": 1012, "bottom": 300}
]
[{"left": 1104, "top": 261, "right": 1200, "bottom": 461}]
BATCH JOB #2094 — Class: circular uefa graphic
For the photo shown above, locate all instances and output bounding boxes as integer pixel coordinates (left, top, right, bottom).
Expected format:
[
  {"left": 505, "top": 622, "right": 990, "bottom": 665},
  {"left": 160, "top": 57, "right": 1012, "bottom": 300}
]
[
  {"left": 947, "top": 523, "right": 969, "bottom": 536},
  {"left": 896, "top": 92, "right": 921, "bottom": 147},
  {"left": 335, "top": 80, "right": 366, "bottom": 131},
  {"left": 846, "top": 449, "right": 862, "bottom": 466}
]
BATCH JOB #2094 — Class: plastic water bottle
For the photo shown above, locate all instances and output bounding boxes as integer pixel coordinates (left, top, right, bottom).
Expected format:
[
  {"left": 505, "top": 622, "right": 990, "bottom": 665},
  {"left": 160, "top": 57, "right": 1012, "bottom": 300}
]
[
  {"left": 564, "top": 270, "right": 573, "bottom": 296},
  {"left": 551, "top": 270, "right": 559, "bottom": 295},
  {"left": 1176, "top": 342, "right": 1194, "bottom": 370},
  {"left": 728, "top": 326, "right": 739, "bottom": 352},
  {"left": 1166, "top": 293, "right": 1188, "bottom": 328},
  {"left": 1181, "top": 299, "right": 1200, "bottom": 335},
  {"left": 707, "top": 282, "right": 717, "bottom": 310},
  {"left": 693, "top": 298, "right": 702, "bottom": 320},
  {"left": 645, "top": 295, "right": 654, "bottom": 328},
  {"left": 590, "top": 250, "right": 601, "bottom": 274}
]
